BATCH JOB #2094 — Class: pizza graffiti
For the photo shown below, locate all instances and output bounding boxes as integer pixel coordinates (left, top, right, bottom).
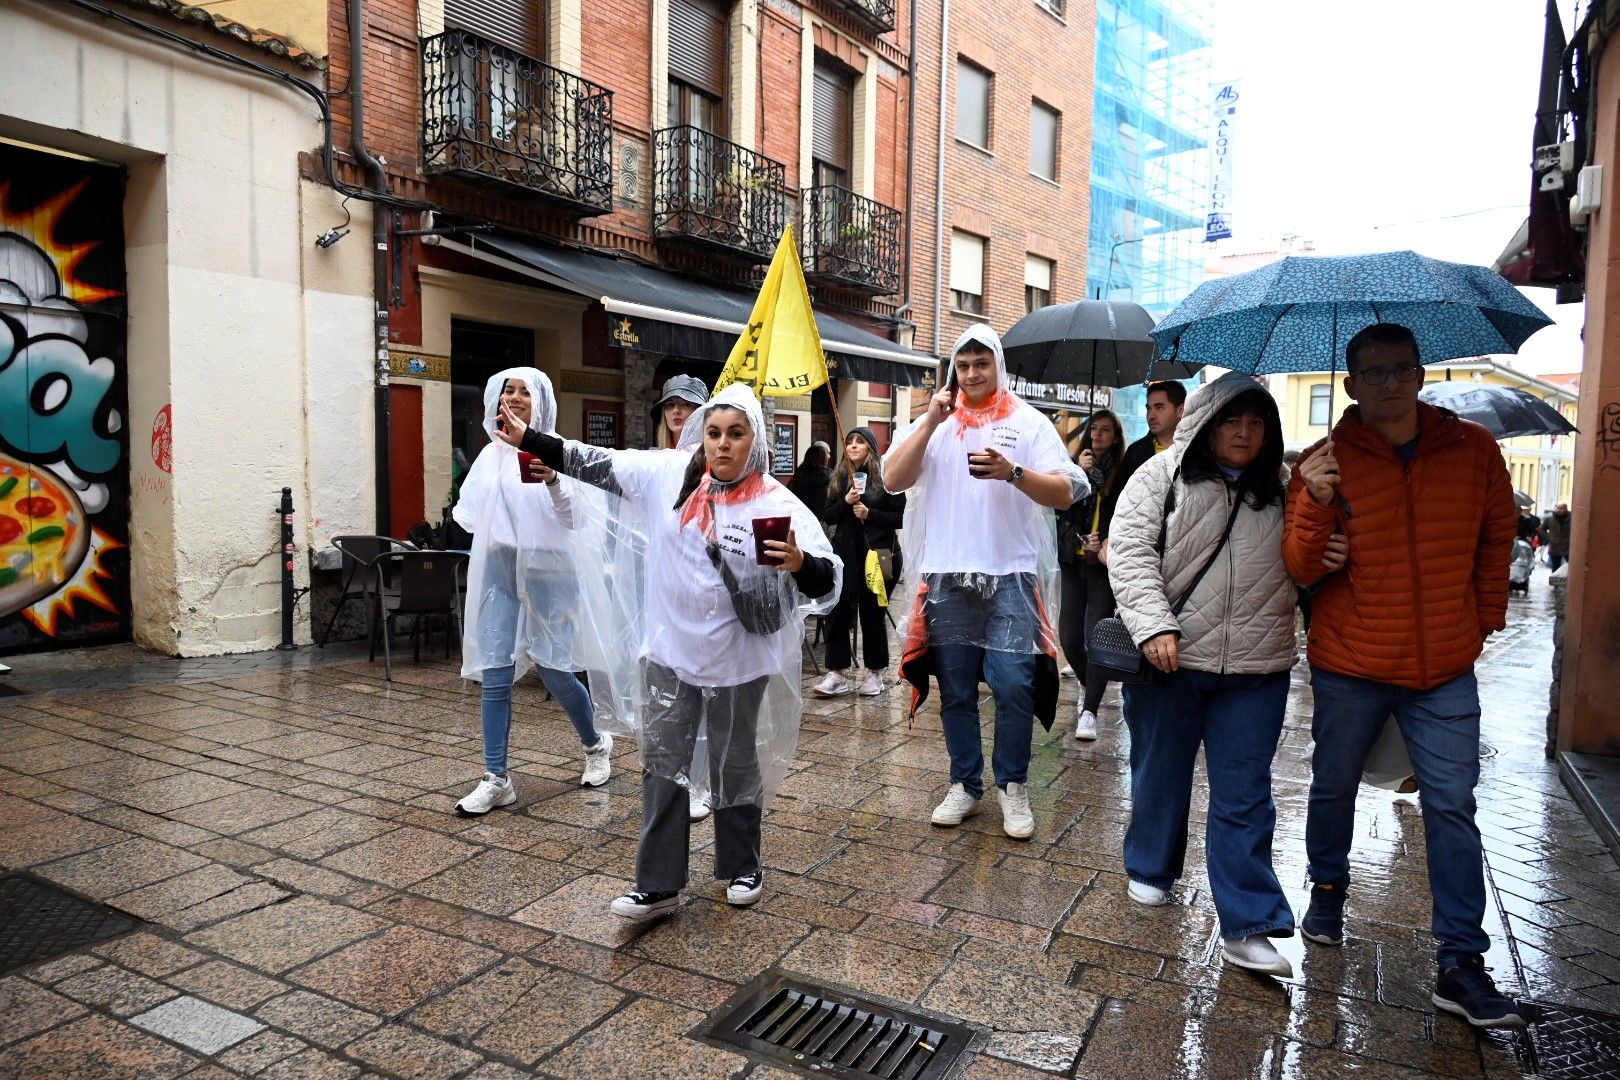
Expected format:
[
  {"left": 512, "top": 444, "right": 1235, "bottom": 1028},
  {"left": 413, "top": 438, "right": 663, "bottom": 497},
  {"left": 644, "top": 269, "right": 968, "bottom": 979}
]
[{"left": 0, "top": 146, "right": 129, "bottom": 650}]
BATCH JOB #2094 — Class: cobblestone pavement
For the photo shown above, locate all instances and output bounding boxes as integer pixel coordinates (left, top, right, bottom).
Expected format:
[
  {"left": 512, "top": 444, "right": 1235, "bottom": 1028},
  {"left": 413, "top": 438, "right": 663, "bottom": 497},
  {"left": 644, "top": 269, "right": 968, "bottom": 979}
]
[{"left": 1, "top": 577, "right": 1615, "bottom": 1078}]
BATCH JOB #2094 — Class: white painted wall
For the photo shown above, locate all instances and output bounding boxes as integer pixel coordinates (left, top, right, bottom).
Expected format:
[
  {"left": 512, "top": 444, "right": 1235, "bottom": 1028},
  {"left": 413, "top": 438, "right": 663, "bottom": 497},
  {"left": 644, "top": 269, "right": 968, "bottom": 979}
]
[{"left": 1, "top": 0, "right": 373, "bottom": 655}]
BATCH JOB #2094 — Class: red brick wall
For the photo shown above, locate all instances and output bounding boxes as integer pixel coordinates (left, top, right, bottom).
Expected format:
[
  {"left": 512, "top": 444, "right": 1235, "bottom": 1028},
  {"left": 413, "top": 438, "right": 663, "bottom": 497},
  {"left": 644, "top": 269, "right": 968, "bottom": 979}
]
[{"left": 907, "top": 0, "right": 1095, "bottom": 356}]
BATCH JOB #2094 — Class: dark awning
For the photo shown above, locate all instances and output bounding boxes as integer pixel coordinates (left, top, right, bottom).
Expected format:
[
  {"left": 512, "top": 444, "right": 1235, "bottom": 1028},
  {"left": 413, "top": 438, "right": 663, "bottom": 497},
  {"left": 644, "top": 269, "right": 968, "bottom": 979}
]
[{"left": 436, "top": 233, "right": 935, "bottom": 387}]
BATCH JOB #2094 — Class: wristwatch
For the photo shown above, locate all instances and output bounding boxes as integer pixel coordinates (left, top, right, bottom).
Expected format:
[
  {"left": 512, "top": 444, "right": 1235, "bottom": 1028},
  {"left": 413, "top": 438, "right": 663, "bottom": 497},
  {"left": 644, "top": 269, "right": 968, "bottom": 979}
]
[{"left": 1008, "top": 463, "right": 1025, "bottom": 485}]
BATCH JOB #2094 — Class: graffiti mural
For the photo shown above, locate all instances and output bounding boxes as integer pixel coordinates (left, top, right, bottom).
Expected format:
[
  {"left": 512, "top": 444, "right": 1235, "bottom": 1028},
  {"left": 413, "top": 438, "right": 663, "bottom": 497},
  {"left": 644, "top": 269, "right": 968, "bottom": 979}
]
[{"left": 0, "top": 144, "right": 129, "bottom": 652}]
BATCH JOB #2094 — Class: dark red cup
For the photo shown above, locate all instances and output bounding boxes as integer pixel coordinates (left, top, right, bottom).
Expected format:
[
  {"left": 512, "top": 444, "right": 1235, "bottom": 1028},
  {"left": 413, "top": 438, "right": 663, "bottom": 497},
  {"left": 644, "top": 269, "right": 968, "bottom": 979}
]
[
  {"left": 517, "top": 451, "right": 543, "bottom": 483},
  {"left": 753, "top": 516, "right": 792, "bottom": 565},
  {"left": 967, "top": 450, "right": 986, "bottom": 478}
]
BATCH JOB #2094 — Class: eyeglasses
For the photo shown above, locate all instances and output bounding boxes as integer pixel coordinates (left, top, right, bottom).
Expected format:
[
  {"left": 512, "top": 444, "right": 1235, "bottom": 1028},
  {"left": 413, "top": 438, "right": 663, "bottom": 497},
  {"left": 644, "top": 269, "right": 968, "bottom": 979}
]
[{"left": 1352, "top": 362, "right": 1423, "bottom": 386}]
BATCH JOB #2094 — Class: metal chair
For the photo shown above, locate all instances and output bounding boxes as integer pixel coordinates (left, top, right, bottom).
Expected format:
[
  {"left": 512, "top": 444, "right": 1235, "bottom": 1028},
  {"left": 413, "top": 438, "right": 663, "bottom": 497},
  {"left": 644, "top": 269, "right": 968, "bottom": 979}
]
[
  {"left": 319, "top": 535, "right": 415, "bottom": 646},
  {"left": 372, "top": 550, "right": 467, "bottom": 680}
]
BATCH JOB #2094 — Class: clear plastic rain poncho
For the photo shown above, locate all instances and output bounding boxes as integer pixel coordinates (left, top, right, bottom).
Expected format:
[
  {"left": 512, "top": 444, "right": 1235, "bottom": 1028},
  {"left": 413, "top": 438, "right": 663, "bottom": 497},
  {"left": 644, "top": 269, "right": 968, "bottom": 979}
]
[
  {"left": 551, "top": 384, "right": 841, "bottom": 809},
  {"left": 454, "top": 368, "right": 600, "bottom": 680},
  {"left": 883, "top": 324, "right": 1088, "bottom": 728}
]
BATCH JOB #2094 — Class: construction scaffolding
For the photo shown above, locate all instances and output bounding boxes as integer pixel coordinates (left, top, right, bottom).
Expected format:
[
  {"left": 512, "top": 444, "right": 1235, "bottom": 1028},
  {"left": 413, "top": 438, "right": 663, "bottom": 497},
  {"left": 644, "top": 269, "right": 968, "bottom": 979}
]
[{"left": 1087, "top": 0, "right": 1214, "bottom": 318}]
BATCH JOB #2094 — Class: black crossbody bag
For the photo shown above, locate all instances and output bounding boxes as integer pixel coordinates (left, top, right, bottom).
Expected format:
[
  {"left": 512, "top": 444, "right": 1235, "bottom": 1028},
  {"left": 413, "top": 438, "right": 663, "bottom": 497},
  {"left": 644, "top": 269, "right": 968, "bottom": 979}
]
[{"left": 1086, "top": 479, "right": 1244, "bottom": 685}]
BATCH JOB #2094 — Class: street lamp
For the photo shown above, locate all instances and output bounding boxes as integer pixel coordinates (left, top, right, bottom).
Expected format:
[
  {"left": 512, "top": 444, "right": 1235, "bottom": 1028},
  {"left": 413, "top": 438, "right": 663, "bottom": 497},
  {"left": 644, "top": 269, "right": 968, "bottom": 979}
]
[{"left": 1097, "top": 236, "right": 1145, "bottom": 300}]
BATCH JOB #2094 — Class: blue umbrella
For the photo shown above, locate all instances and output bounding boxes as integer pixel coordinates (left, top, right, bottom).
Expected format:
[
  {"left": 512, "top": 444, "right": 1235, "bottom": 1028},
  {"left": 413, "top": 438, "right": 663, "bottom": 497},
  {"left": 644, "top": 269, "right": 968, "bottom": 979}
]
[{"left": 1150, "top": 251, "right": 1554, "bottom": 375}]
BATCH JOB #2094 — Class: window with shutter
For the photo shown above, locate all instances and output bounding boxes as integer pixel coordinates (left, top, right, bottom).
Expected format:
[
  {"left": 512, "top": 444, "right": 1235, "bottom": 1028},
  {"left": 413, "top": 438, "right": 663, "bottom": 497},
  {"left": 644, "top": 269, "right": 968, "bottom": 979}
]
[
  {"left": 812, "top": 59, "right": 854, "bottom": 189},
  {"left": 1025, "top": 255, "right": 1053, "bottom": 312},
  {"left": 444, "top": 0, "right": 542, "bottom": 55},
  {"left": 951, "top": 231, "right": 985, "bottom": 314},
  {"left": 669, "top": 0, "right": 727, "bottom": 97},
  {"left": 956, "top": 59, "right": 991, "bottom": 148},
  {"left": 1030, "top": 100, "right": 1059, "bottom": 181}
]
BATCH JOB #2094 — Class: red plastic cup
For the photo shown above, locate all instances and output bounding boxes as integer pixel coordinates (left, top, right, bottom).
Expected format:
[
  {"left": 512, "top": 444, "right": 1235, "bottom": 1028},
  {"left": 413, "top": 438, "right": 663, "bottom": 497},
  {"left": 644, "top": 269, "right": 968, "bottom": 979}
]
[
  {"left": 517, "top": 451, "right": 544, "bottom": 483},
  {"left": 753, "top": 516, "right": 792, "bottom": 565},
  {"left": 967, "top": 450, "right": 986, "bottom": 478}
]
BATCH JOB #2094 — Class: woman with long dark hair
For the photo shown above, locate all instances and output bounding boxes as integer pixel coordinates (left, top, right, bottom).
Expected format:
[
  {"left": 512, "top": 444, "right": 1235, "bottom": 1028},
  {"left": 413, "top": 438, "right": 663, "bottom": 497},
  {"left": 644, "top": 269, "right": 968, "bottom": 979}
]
[
  {"left": 1057, "top": 409, "right": 1123, "bottom": 739},
  {"left": 813, "top": 428, "right": 906, "bottom": 696},
  {"left": 1107, "top": 373, "right": 1300, "bottom": 978}
]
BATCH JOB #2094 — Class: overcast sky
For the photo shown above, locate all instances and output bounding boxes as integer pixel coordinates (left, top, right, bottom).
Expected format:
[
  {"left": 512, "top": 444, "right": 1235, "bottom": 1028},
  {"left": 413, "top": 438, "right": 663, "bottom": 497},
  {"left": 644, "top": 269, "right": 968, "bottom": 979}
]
[{"left": 1209, "top": 0, "right": 1582, "bottom": 374}]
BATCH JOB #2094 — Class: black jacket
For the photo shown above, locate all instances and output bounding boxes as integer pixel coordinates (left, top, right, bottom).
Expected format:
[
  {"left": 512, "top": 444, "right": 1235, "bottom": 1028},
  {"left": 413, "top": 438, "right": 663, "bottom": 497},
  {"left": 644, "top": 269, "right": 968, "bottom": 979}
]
[
  {"left": 820, "top": 477, "right": 905, "bottom": 564},
  {"left": 1058, "top": 449, "right": 1117, "bottom": 565},
  {"left": 1099, "top": 433, "right": 1162, "bottom": 539}
]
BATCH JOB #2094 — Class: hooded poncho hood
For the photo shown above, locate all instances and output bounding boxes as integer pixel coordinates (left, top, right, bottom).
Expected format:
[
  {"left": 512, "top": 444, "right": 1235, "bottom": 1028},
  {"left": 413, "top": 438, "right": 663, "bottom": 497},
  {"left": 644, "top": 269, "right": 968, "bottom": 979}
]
[
  {"left": 482, "top": 366, "right": 557, "bottom": 440},
  {"left": 945, "top": 323, "right": 1020, "bottom": 432},
  {"left": 1170, "top": 371, "right": 1275, "bottom": 458},
  {"left": 675, "top": 383, "right": 772, "bottom": 479}
]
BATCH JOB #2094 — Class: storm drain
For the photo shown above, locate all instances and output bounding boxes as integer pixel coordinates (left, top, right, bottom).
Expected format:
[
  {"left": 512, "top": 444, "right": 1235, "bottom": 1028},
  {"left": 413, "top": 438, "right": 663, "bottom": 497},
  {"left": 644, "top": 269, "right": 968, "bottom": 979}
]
[
  {"left": 695, "top": 973, "right": 973, "bottom": 1080},
  {"left": 1490, "top": 1001, "right": 1620, "bottom": 1079},
  {"left": 0, "top": 872, "right": 138, "bottom": 975}
]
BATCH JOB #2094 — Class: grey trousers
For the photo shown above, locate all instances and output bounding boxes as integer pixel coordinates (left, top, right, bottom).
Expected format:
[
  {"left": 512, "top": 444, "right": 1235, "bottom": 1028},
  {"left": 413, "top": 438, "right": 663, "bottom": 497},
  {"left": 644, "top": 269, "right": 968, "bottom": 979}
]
[{"left": 636, "top": 661, "right": 767, "bottom": 891}]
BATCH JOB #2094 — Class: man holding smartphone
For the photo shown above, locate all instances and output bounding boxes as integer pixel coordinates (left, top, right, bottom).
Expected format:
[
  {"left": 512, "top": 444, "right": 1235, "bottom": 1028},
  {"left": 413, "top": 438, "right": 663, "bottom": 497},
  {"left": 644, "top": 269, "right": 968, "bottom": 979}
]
[{"left": 883, "top": 324, "right": 1087, "bottom": 838}]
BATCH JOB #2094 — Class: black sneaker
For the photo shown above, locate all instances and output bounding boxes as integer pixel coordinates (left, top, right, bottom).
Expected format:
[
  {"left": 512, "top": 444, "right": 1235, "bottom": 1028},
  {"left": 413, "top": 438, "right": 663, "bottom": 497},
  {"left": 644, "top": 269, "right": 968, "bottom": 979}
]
[
  {"left": 1300, "top": 880, "right": 1346, "bottom": 945},
  {"left": 609, "top": 890, "right": 679, "bottom": 920},
  {"left": 1433, "top": 955, "right": 1527, "bottom": 1029},
  {"left": 726, "top": 871, "right": 763, "bottom": 906}
]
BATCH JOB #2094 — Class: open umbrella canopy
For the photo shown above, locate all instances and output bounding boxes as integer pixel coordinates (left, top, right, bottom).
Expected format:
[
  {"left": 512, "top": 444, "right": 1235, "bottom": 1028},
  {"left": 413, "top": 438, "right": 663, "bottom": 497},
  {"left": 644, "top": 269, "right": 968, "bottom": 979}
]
[
  {"left": 1002, "top": 298, "right": 1199, "bottom": 387},
  {"left": 1418, "top": 382, "right": 1577, "bottom": 440},
  {"left": 1150, "top": 251, "right": 1554, "bottom": 374}
]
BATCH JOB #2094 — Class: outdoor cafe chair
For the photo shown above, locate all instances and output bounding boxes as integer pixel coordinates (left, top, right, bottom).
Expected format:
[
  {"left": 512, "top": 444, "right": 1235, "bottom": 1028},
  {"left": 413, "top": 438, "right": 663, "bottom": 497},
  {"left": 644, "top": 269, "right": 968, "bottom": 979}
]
[
  {"left": 319, "top": 535, "right": 416, "bottom": 647},
  {"left": 372, "top": 550, "right": 468, "bottom": 680}
]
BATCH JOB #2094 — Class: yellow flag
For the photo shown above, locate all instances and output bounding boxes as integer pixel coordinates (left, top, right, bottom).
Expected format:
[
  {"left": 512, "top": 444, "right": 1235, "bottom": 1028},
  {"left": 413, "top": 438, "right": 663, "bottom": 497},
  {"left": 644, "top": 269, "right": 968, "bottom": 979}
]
[{"left": 713, "top": 225, "right": 829, "bottom": 397}]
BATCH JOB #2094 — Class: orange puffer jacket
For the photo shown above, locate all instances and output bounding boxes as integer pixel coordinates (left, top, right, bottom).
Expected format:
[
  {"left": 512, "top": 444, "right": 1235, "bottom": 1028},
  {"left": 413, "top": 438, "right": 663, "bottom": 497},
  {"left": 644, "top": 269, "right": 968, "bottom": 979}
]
[{"left": 1284, "top": 403, "right": 1517, "bottom": 691}]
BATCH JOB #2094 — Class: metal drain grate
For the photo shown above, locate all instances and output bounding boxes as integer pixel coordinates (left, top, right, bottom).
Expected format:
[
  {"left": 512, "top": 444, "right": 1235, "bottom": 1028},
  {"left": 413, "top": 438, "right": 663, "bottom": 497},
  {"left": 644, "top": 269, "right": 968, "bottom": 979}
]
[
  {"left": 0, "top": 872, "right": 138, "bottom": 975},
  {"left": 1488, "top": 1001, "right": 1620, "bottom": 1079},
  {"left": 695, "top": 973, "right": 974, "bottom": 1080}
]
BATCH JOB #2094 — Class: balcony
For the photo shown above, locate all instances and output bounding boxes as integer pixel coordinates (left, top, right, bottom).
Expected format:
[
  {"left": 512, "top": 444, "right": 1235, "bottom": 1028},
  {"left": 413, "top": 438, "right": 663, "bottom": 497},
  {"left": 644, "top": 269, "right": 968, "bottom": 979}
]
[
  {"left": 801, "top": 186, "right": 903, "bottom": 295},
  {"left": 652, "top": 126, "right": 787, "bottom": 262},
  {"left": 421, "top": 29, "right": 614, "bottom": 215},
  {"left": 831, "top": 0, "right": 896, "bottom": 33}
]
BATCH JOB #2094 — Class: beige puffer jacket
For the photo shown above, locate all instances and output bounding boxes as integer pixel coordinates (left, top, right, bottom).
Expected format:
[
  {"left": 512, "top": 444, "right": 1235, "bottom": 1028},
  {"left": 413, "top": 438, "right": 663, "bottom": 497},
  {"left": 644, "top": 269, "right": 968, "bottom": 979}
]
[{"left": 1106, "top": 373, "right": 1296, "bottom": 676}]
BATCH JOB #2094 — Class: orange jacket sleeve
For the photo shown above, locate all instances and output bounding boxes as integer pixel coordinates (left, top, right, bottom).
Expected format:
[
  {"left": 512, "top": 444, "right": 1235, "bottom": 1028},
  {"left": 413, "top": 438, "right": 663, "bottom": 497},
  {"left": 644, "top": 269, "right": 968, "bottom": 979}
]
[
  {"left": 1474, "top": 437, "right": 1518, "bottom": 634},
  {"left": 1283, "top": 448, "right": 1338, "bottom": 586}
]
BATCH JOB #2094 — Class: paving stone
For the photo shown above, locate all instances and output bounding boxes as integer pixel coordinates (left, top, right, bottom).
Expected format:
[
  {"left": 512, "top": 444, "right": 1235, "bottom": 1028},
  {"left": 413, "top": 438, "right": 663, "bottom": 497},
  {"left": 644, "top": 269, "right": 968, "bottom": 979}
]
[{"left": 130, "top": 994, "right": 266, "bottom": 1055}]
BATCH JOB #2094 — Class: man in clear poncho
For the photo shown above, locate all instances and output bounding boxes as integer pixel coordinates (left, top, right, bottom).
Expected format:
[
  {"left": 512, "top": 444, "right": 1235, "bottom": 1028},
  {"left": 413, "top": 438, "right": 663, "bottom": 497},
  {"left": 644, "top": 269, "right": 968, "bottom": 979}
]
[
  {"left": 496, "top": 383, "right": 840, "bottom": 917},
  {"left": 452, "top": 368, "right": 612, "bottom": 816},
  {"left": 884, "top": 324, "right": 1088, "bottom": 839}
]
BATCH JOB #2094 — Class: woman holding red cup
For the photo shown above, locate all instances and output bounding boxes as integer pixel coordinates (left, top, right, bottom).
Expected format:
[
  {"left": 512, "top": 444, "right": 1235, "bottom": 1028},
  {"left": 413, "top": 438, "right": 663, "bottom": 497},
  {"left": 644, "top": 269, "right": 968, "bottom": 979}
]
[{"left": 496, "top": 383, "right": 840, "bottom": 917}]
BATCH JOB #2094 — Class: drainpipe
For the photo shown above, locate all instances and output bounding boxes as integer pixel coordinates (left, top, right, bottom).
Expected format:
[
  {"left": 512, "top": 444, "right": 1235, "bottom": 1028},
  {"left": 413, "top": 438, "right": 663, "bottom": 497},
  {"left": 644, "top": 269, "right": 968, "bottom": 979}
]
[
  {"left": 901, "top": 0, "right": 919, "bottom": 329},
  {"left": 350, "top": 0, "right": 393, "bottom": 536},
  {"left": 932, "top": 0, "right": 950, "bottom": 357}
]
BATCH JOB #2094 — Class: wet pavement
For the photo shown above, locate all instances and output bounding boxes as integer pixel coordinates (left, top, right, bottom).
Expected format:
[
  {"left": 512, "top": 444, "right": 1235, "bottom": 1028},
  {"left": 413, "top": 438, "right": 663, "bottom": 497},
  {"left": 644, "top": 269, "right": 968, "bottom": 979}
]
[{"left": 1, "top": 574, "right": 1616, "bottom": 1078}]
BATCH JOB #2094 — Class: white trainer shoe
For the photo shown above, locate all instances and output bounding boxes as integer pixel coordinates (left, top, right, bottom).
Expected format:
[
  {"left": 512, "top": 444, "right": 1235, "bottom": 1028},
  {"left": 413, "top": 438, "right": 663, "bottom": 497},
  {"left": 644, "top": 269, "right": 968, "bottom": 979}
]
[
  {"left": 856, "top": 670, "right": 884, "bottom": 696},
  {"left": 1127, "top": 879, "right": 1169, "bottom": 906},
  {"left": 688, "top": 790, "right": 712, "bottom": 821},
  {"left": 1060, "top": 663, "right": 1077, "bottom": 679},
  {"left": 1222, "top": 935, "right": 1294, "bottom": 978},
  {"left": 814, "top": 671, "right": 853, "bottom": 696},
  {"left": 999, "top": 783, "right": 1035, "bottom": 839},
  {"left": 1075, "top": 709, "right": 1099, "bottom": 741},
  {"left": 455, "top": 773, "right": 516, "bottom": 816},
  {"left": 581, "top": 732, "right": 613, "bottom": 788},
  {"left": 930, "top": 783, "right": 981, "bottom": 827}
]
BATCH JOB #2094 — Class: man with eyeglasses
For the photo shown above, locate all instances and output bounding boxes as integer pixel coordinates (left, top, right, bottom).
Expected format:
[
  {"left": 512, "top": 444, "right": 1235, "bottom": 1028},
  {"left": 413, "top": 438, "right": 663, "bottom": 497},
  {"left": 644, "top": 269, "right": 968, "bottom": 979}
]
[{"left": 1283, "top": 322, "right": 1522, "bottom": 1028}]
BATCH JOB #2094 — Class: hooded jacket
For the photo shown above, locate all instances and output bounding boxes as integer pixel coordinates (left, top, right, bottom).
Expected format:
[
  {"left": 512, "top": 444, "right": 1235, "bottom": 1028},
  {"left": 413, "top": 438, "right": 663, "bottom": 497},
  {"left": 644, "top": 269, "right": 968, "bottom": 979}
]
[
  {"left": 1107, "top": 373, "right": 1297, "bottom": 676},
  {"left": 1283, "top": 401, "right": 1516, "bottom": 690}
]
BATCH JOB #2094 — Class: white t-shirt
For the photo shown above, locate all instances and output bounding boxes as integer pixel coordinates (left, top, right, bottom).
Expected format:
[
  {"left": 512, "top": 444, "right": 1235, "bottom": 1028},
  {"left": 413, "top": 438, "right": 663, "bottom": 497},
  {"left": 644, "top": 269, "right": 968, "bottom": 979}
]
[{"left": 890, "top": 401, "right": 1083, "bottom": 576}]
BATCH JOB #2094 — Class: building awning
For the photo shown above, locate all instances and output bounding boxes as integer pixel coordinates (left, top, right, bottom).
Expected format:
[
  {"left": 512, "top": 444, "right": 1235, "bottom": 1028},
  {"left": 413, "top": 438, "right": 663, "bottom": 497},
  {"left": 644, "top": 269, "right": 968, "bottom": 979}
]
[{"left": 432, "top": 234, "right": 936, "bottom": 386}]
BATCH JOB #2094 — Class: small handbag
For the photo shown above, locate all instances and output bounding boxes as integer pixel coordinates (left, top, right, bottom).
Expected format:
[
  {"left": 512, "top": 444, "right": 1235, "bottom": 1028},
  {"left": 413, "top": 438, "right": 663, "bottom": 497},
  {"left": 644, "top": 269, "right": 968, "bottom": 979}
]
[{"left": 1087, "top": 482, "right": 1244, "bottom": 685}]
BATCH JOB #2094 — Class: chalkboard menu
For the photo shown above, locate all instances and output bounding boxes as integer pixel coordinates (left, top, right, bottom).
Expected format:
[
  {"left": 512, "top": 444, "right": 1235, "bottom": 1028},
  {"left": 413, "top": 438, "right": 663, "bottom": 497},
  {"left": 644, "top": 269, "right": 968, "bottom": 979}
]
[
  {"left": 584, "top": 400, "right": 621, "bottom": 448},
  {"left": 773, "top": 421, "right": 797, "bottom": 475}
]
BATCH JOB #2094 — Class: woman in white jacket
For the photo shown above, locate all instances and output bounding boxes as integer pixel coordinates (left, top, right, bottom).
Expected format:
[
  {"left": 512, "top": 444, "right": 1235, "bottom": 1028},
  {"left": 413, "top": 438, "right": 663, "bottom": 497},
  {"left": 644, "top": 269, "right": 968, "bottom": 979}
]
[
  {"left": 1107, "top": 372, "right": 1299, "bottom": 978},
  {"left": 452, "top": 369, "right": 611, "bottom": 817}
]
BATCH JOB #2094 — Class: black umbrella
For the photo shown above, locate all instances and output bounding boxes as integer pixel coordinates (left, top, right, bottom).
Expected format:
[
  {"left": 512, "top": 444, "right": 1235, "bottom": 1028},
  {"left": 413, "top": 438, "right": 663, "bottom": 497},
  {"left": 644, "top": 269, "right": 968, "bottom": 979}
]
[
  {"left": 1002, "top": 299, "right": 1199, "bottom": 387},
  {"left": 1418, "top": 382, "right": 1577, "bottom": 440}
]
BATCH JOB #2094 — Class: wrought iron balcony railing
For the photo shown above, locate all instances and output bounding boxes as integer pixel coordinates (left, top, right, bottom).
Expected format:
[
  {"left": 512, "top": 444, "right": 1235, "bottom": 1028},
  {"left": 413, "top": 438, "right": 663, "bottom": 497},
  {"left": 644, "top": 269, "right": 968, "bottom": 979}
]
[
  {"left": 831, "top": 0, "right": 897, "bottom": 32},
  {"left": 801, "top": 185, "right": 903, "bottom": 295},
  {"left": 421, "top": 29, "right": 614, "bottom": 215},
  {"left": 653, "top": 126, "right": 787, "bottom": 261}
]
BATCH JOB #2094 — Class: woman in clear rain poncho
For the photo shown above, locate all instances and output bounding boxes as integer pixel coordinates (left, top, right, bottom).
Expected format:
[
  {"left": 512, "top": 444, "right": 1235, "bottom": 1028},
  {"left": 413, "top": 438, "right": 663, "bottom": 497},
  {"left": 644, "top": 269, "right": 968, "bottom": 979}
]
[
  {"left": 497, "top": 383, "right": 841, "bottom": 917},
  {"left": 452, "top": 369, "right": 612, "bottom": 816}
]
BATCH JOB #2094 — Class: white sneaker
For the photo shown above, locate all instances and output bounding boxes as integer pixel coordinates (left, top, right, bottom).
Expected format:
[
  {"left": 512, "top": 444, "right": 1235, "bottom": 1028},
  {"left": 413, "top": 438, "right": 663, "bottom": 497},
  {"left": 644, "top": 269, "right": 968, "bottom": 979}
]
[
  {"left": 1222, "top": 935, "right": 1294, "bottom": 978},
  {"left": 856, "top": 670, "right": 884, "bottom": 696},
  {"left": 930, "top": 783, "right": 981, "bottom": 827},
  {"left": 1060, "top": 663, "right": 1077, "bottom": 679},
  {"left": 1127, "top": 879, "right": 1168, "bottom": 906},
  {"left": 1075, "top": 709, "right": 1099, "bottom": 741},
  {"left": 688, "top": 790, "right": 712, "bottom": 821},
  {"left": 455, "top": 773, "right": 516, "bottom": 816},
  {"left": 581, "top": 732, "right": 613, "bottom": 788},
  {"left": 726, "top": 871, "right": 763, "bottom": 906},
  {"left": 999, "top": 783, "right": 1034, "bottom": 839},
  {"left": 814, "top": 671, "right": 852, "bottom": 696}
]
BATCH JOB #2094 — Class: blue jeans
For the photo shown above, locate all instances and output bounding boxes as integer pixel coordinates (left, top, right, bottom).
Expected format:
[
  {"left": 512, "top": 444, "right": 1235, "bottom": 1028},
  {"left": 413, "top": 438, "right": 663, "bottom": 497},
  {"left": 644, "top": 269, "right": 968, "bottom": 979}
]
[
  {"left": 476, "top": 557, "right": 599, "bottom": 777},
  {"left": 926, "top": 573, "right": 1039, "bottom": 798},
  {"left": 1305, "top": 666, "right": 1488, "bottom": 964},
  {"left": 1122, "top": 669, "right": 1294, "bottom": 940}
]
